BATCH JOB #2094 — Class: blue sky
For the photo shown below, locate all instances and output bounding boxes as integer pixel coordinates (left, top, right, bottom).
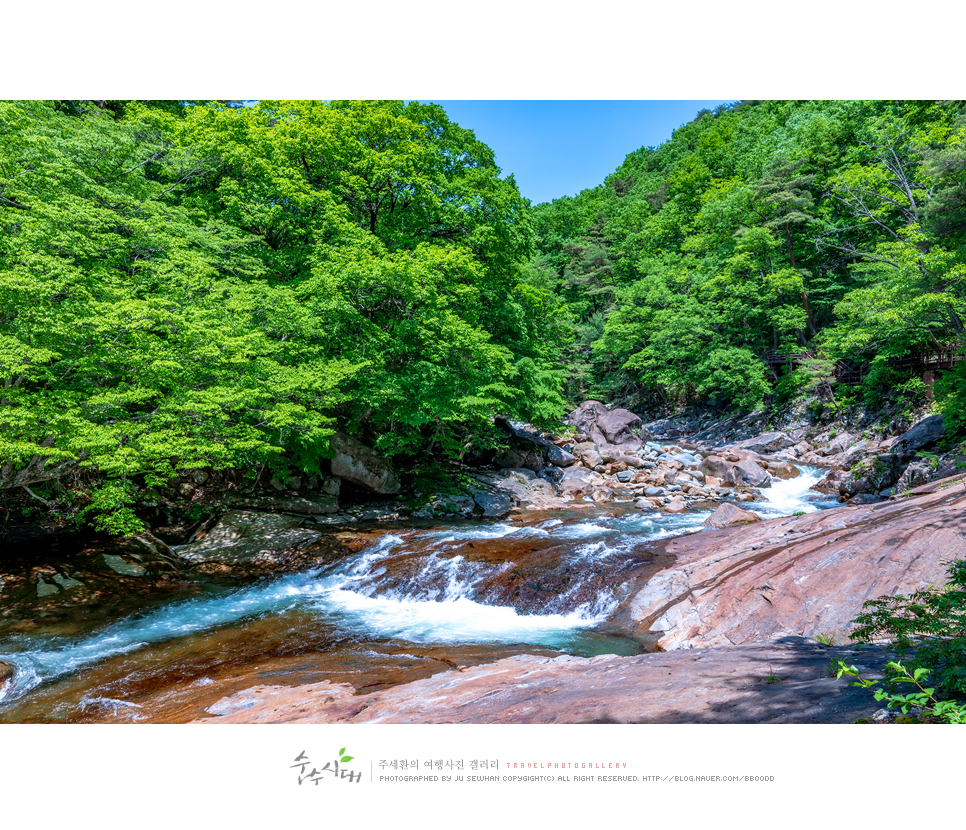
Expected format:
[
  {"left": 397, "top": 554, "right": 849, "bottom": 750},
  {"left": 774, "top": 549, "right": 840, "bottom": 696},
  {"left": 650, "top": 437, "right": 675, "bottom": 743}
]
[{"left": 422, "top": 100, "right": 734, "bottom": 205}]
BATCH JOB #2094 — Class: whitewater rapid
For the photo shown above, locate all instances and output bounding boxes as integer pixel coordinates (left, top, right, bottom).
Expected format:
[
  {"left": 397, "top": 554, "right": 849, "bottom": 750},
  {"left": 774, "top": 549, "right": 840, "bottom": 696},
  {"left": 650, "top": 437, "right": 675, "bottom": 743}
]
[{"left": 0, "top": 465, "right": 836, "bottom": 706}]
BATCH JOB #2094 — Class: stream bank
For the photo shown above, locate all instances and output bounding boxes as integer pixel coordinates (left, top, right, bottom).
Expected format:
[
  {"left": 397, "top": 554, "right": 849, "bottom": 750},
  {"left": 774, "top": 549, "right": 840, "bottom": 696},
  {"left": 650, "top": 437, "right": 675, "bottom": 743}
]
[{"left": 2, "top": 401, "right": 963, "bottom": 723}]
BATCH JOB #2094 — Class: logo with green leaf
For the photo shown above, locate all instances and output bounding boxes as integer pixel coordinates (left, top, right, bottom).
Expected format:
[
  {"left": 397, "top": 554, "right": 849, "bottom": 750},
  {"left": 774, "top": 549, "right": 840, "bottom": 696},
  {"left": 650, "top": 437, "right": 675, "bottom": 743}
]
[{"left": 339, "top": 747, "right": 354, "bottom": 764}]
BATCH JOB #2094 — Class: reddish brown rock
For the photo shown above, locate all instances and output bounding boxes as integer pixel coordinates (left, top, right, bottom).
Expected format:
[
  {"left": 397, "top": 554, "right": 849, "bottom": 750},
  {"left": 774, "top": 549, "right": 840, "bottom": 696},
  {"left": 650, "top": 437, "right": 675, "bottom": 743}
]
[
  {"left": 616, "top": 474, "right": 966, "bottom": 650},
  {"left": 595, "top": 408, "right": 643, "bottom": 451},
  {"left": 192, "top": 639, "right": 896, "bottom": 724},
  {"left": 699, "top": 454, "right": 772, "bottom": 488},
  {"left": 769, "top": 462, "right": 801, "bottom": 480},
  {"left": 702, "top": 502, "right": 761, "bottom": 529}
]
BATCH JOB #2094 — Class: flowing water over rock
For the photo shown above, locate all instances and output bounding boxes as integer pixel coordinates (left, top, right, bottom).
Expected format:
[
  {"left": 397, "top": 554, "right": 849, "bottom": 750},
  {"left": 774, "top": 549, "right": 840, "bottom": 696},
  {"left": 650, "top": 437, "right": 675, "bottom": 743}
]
[{"left": 0, "top": 466, "right": 836, "bottom": 722}]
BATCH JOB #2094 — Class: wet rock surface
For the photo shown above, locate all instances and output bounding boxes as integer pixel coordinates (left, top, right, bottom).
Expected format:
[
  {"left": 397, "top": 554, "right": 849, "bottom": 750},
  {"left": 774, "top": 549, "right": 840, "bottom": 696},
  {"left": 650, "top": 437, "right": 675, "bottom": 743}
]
[
  {"left": 0, "top": 613, "right": 567, "bottom": 724},
  {"left": 616, "top": 473, "right": 966, "bottom": 650},
  {"left": 193, "top": 638, "right": 896, "bottom": 724},
  {"left": 6, "top": 400, "right": 966, "bottom": 725},
  {"left": 0, "top": 532, "right": 186, "bottom": 637}
]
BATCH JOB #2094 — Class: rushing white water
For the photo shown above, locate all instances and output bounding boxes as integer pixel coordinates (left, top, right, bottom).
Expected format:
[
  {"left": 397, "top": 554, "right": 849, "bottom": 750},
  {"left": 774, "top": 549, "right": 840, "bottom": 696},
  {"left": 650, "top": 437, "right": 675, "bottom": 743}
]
[
  {"left": 749, "top": 464, "right": 839, "bottom": 518},
  {"left": 0, "top": 463, "right": 835, "bottom": 706},
  {"left": 317, "top": 590, "right": 602, "bottom": 644}
]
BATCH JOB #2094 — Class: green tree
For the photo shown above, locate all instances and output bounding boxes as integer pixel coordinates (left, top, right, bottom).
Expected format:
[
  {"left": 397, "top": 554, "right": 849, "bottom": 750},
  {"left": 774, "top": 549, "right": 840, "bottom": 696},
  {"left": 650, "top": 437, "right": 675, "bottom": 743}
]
[{"left": 1, "top": 99, "right": 567, "bottom": 533}]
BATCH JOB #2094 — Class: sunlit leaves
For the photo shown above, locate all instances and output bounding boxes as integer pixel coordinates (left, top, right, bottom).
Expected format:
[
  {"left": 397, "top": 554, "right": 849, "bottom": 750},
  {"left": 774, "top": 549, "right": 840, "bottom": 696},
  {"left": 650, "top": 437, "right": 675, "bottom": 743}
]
[{"left": 1, "top": 99, "right": 567, "bottom": 532}]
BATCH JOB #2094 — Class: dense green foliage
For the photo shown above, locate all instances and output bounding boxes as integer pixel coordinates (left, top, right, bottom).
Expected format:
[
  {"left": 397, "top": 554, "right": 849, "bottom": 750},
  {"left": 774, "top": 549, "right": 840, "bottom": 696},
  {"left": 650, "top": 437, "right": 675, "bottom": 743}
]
[
  {"left": 529, "top": 101, "right": 966, "bottom": 426},
  {"left": 1, "top": 100, "right": 565, "bottom": 532},
  {"left": 835, "top": 556, "right": 966, "bottom": 723},
  {"left": 7, "top": 98, "right": 966, "bottom": 534},
  {"left": 836, "top": 661, "right": 966, "bottom": 724},
  {"left": 848, "top": 556, "right": 966, "bottom": 697}
]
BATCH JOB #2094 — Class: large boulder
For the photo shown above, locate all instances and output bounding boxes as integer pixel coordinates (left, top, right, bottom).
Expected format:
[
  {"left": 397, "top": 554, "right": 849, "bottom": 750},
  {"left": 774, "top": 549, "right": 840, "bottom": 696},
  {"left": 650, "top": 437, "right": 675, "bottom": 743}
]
[
  {"left": 890, "top": 415, "right": 946, "bottom": 460},
  {"left": 542, "top": 443, "right": 577, "bottom": 468},
  {"left": 733, "top": 457, "right": 772, "bottom": 487},
  {"left": 565, "top": 401, "right": 643, "bottom": 451},
  {"left": 768, "top": 462, "right": 800, "bottom": 480},
  {"left": 494, "top": 419, "right": 575, "bottom": 469},
  {"left": 725, "top": 432, "right": 794, "bottom": 455},
  {"left": 571, "top": 442, "right": 603, "bottom": 469},
  {"left": 469, "top": 469, "right": 570, "bottom": 511},
  {"left": 467, "top": 489, "right": 514, "bottom": 518},
  {"left": 329, "top": 432, "right": 401, "bottom": 494},
  {"left": 556, "top": 465, "right": 603, "bottom": 499},
  {"left": 595, "top": 408, "right": 643, "bottom": 451},
  {"left": 493, "top": 439, "right": 543, "bottom": 473},
  {"left": 565, "top": 400, "right": 609, "bottom": 436},
  {"left": 175, "top": 511, "right": 323, "bottom": 572},
  {"left": 702, "top": 502, "right": 761, "bottom": 529},
  {"left": 698, "top": 454, "right": 772, "bottom": 488}
]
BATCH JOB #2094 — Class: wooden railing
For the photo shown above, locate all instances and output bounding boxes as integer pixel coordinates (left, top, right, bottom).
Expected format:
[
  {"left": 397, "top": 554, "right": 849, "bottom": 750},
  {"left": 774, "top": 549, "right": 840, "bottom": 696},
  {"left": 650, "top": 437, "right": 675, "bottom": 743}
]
[
  {"left": 760, "top": 347, "right": 965, "bottom": 387},
  {"left": 761, "top": 349, "right": 813, "bottom": 368},
  {"left": 889, "top": 350, "right": 965, "bottom": 372}
]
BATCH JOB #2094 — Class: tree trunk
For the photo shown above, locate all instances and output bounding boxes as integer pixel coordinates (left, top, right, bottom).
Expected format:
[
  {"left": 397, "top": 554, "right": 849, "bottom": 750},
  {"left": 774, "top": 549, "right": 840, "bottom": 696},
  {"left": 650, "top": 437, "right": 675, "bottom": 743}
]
[{"left": 801, "top": 290, "right": 818, "bottom": 337}]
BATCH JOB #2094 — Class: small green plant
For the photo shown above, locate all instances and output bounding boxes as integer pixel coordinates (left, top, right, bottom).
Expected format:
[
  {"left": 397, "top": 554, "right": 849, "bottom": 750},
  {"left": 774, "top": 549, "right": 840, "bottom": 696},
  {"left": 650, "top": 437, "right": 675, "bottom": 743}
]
[
  {"left": 792, "top": 510, "right": 806, "bottom": 516},
  {"left": 763, "top": 668, "right": 782, "bottom": 684},
  {"left": 828, "top": 428, "right": 838, "bottom": 439},
  {"left": 836, "top": 661, "right": 966, "bottom": 724},
  {"left": 825, "top": 657, "right": 841, "bottom": 677},
  {"left": 814, "top": 633, "right": 836, "bottom": 646},
  {"left": 848, "top": 557, "right": 966, "bottom": 696},
  {"left": 916, "top": 450, "right": 941, "bottom": 471}
]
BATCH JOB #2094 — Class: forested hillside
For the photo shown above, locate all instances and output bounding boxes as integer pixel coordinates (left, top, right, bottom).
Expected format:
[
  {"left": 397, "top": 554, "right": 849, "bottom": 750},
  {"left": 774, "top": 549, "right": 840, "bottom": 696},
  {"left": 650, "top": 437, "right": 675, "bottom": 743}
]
[
  {"left": 4, "top": 99, "right": 966, "bottom": 535},
  {"left": 0, "top": 100, "right": 566, "bottom": 532},
  {"left": 528, "top": 100, "right": 966, "bottom": 427}
]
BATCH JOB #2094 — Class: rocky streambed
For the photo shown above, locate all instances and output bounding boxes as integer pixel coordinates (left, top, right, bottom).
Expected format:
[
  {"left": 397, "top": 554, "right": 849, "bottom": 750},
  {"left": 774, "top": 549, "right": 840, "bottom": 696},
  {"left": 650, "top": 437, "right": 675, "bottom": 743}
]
[{"left": 2, "top": 403, "right": 964, "bottom": 724}]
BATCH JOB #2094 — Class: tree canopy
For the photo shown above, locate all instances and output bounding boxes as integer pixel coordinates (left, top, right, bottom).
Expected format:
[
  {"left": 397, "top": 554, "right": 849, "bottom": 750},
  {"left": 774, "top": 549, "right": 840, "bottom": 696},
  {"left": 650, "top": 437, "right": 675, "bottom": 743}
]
[
  {"left": 530, "top": 100, "right": 966, "bottom": 423},
  {"left": 5, "top": 98, "right": 966, "bottom": 534},
  {"left": 1, "top": 100, "right": 566, "bottom": 532}
]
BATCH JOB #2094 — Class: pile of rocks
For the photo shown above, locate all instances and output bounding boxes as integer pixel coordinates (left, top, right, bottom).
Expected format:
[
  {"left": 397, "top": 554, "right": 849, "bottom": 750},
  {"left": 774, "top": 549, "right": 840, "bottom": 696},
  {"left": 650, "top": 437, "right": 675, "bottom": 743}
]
[
  {"left": 465, "top": 401, "right": 796, "bottom": 519},
  {"left": 751, "top": 414, "right": 957, "bottom": 504},
  {"left": 613, "top": 405, "right": 959, "bottom": 507}
]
